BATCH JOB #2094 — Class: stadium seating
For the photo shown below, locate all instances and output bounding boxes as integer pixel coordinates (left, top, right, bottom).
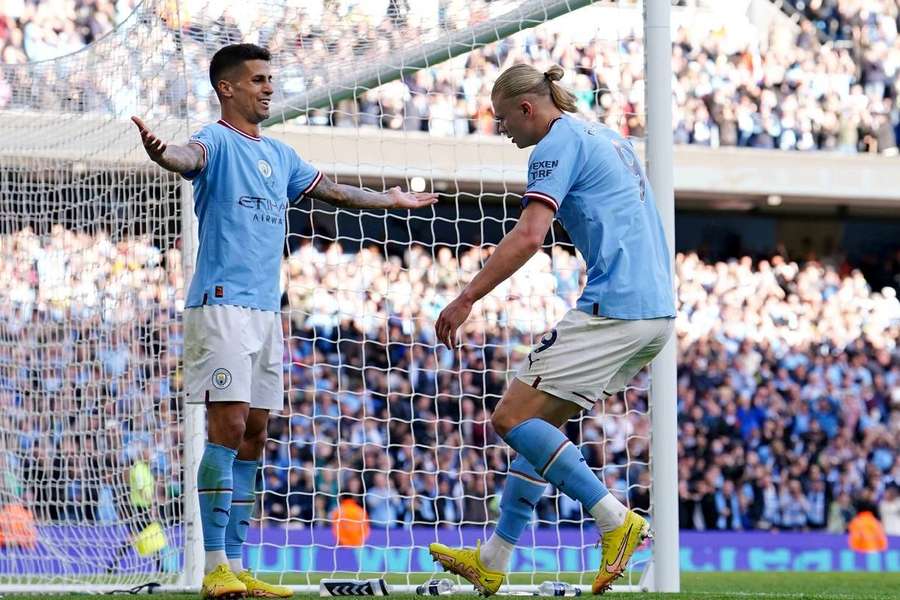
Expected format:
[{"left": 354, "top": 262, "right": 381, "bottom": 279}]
[{"left": 1, "top": 227, "right": 896, "bottom": 533}]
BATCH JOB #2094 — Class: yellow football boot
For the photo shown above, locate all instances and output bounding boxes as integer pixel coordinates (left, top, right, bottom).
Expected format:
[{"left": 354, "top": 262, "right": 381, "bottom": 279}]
[
  {"left": 429, "top": 540, "right": 505, "bottom": 596},
  {"left": 592, "top": 510, "right": 651, "bottom": 594},
  {"left": 201, "top": 564, "right": 247, "bottom": 599},
  {"left": 235, "top": 570, "right": 293, "bottom": 598}
]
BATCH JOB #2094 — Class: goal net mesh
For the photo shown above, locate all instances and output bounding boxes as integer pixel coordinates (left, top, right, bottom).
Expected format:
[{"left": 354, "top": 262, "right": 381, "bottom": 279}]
[{"left": 0, "top": 0, "right": 656, "bottom": 590}]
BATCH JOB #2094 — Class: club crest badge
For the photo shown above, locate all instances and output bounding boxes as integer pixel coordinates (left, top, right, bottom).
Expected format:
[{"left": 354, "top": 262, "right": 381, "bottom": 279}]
[{"left": 212, "top": 368, "right": 232, "bottom": 390}]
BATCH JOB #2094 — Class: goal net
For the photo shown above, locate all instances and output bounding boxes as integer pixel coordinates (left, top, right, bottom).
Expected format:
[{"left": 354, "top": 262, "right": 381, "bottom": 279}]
[{"left": 0, "top": 0, "right": 675, "bottom": 593}]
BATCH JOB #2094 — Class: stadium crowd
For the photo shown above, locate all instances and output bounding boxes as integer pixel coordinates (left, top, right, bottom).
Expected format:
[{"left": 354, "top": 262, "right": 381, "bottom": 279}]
[
  {"left": 0, "top": 225, "right": 898, "bottom": 535},
  {"left": 2, "top": 0, "right": 900, "bottom": 153}
]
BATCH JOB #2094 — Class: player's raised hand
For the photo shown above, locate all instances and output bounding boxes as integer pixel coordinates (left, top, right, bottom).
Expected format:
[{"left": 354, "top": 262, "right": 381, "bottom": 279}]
[
  {"left": 435, "top": 294, "right": 474, "bottom": 349},
  {"left": 386, "top": 186, "right": 439, "bottom": 209},
  {"left": 131, "top": 116, "right": 168, "bottom": 162}
]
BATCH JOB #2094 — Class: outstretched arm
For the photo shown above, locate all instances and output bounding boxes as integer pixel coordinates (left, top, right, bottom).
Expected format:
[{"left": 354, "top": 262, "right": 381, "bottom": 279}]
[
  {"left": 435, "top": 201, "right": 556, "bottom": 348},
  {"left": 307, "top": 174, "right": 438, "bottom": 210},
  {"left": 131, "top": 116, "right": 204, "bottom": 175}
]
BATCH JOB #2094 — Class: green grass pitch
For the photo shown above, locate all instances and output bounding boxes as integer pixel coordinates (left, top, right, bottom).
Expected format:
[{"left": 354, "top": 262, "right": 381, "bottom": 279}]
[{"left": 2, "top": 572, "right": 898, "bottom": 599}]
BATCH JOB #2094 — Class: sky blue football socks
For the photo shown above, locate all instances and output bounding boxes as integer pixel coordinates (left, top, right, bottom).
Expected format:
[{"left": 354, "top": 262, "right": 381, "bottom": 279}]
[
  {"left": 198, "top": 443, "right": 237, "bottom": 572},
  {"left": 496, "top": 454, "right": 547, "bottom": 544},
  {"left": 482, "top": 453, "right": 549, "bottom": 572},
  {"left": 225, "top": 458, "right": 258, "bottom": 572},
  {"left": 504, "top": 418, "right": 610, "bottom": 512}
]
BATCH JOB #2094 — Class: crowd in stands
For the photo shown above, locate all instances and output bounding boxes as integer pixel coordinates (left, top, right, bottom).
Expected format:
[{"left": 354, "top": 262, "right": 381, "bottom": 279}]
[
  {"left": 0, "top": 224, "right": 897, "bottom": 536},
  {"left": 782, "top": 0, "right": 892, "bottom": 43},
  {"left": 675, "top": 252, "right": 900, "bottom": 532},
  {"left": 0, "top": 226, "right": 185, "bottom": 524},
  {"left": 3, "top": 0, "right": 900, "bottom": 154}
]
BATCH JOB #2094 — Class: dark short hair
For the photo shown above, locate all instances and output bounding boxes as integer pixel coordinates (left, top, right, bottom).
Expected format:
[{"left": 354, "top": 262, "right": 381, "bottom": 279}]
[{"left": 209, "top": 43, "right": 271, "bottom": 94}]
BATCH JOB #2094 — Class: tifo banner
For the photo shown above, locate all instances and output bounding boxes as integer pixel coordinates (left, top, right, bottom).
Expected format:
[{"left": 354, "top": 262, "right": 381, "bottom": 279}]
[{"left": 0, "top": 527, "right": 897, "bottom": 574}]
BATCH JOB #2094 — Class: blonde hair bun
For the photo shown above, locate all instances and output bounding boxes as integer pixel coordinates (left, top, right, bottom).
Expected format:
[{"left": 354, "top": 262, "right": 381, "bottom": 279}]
[{"left": 544, "top": 65, "right": 565, "bottom": 82}]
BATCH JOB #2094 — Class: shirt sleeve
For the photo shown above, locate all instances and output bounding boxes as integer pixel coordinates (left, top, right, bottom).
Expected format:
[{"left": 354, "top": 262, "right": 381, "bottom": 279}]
[
  {"left": 522, "top": 123, "right": 580, "bottom": 212},
  {"left": 182, "top": 125, "right": 218, "bottom": 180},
  {"left": 287, "top": 149, "right": 322, "bottom": 201}
]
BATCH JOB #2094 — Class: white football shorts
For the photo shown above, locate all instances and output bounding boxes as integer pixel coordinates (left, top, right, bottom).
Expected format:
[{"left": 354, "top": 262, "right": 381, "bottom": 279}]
[
  {"left": 515, "top": 308, "right": 674, "bottom": 411},
  {"left": 183, "top": 304, "right": 284, "bottom": 412}
]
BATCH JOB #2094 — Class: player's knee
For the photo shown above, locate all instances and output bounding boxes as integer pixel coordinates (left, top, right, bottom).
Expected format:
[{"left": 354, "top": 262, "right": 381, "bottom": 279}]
[
  {"left": 207, "top": 409, "right": 248, "bottom": 448},
  {"left": 244, "top": 425, "right": 267, "bottom": 453},
  {"left": 221, "top": 419, "right": 247, "bottom": 448},
  {"left": 491, "top": 409, "right": 519, "bottom": 439}
]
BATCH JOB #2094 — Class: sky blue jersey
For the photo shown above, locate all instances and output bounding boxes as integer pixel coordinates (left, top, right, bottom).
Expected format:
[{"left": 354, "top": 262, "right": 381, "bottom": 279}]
[
  {"left": 522, "top": 114, "right": 675, "bottom": 320},
  {"left": 183, "top": 119, "right": 321, "bottom": 312}
]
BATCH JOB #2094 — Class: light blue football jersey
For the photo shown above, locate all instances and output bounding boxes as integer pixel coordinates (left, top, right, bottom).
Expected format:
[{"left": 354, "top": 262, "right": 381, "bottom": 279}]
[
  {"left": 183, "top": 120, "right": 321, "bottom": 311},
  {"left": 523, "top": 114, "right": 675, "bottom": 320}
]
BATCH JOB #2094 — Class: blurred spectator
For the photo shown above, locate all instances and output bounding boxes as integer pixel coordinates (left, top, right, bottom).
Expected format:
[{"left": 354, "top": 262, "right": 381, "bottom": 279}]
[
  {"left": 780, "top": 480, "right": 811, "bottom": 531},
  {"left": 847, "top": 507, "right": 888, "bottom": 552},
  {"left": 0, "top": 503, "right": 37, "bottom": 550},
  {"left": 329, "top": 484, "right": 369, "bottom": 547},
  {"left": 879, "top": 485, "right": 900, "bottom": 536},
  {"left": 827, "top": 492, "right": 857, "bottom": 533},
  {"left": 106, "top": 447, "right": 165, "bottom": 571},
  {"left": 806, "top": 478, "right": 829, "bottom": 530},
  {"left": 714, "top": 479, "right": 743, "bottom": 531},
  {"left": 365, "top": 471, "right": 402, "bottom": 527}
]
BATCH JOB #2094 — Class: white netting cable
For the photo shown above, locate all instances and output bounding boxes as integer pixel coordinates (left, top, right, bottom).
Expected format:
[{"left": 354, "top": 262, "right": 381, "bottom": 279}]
[
  {"left": 271, "top": 0, "right": 653, "bottom": 588},
  {"left": 0, "top": 0, "right": 189, "bottom": 588},
  {"left": 0, "top": 0, "right": 666, "bottom": 592},
  {"left": 0, "top": 184, "right": 185, "bottom": 587}
]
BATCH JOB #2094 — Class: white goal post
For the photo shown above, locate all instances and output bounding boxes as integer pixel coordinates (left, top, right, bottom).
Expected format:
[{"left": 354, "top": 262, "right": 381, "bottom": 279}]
[
  {"left": 645, "top": 0, "right": 680, "bottom": 593},
  {"left": 0, "top": 0, "right": 676, "bottom": 593}
]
